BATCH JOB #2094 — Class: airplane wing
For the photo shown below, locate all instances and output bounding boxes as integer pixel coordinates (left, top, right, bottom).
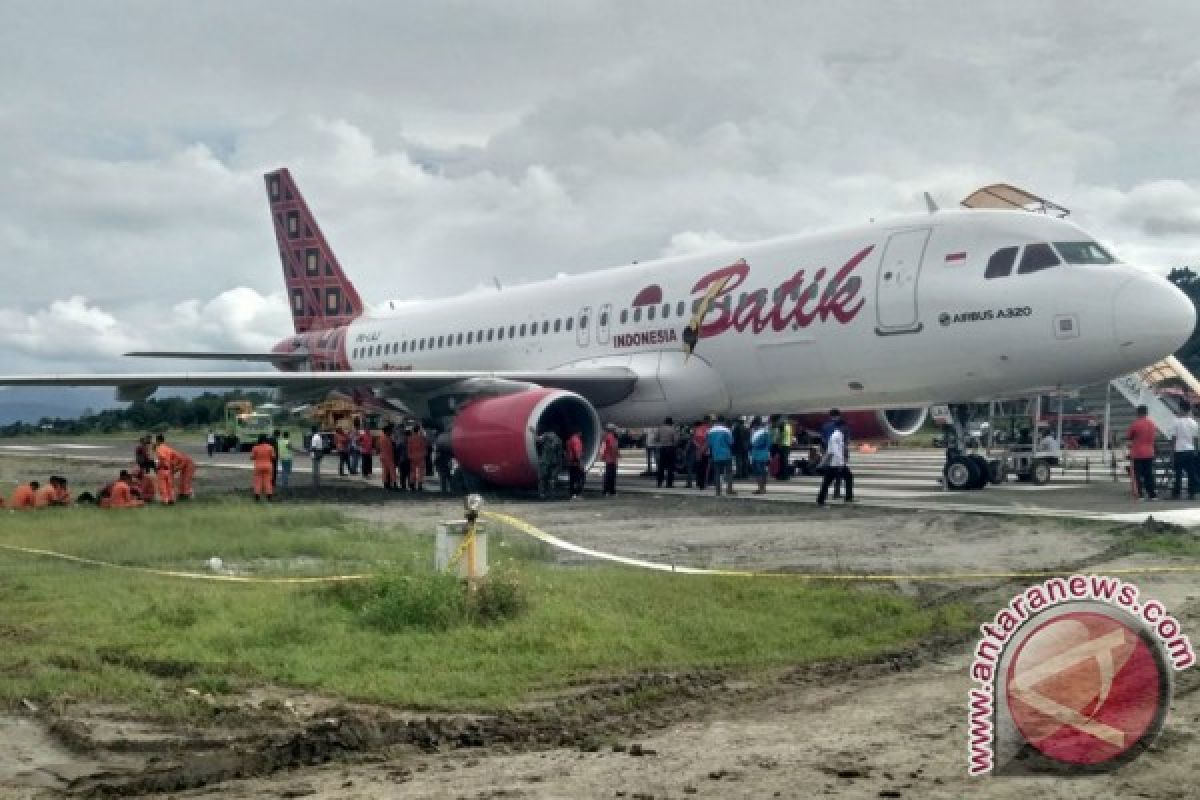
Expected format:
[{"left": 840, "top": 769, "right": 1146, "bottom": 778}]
[
  {"left": 124, "top": 351, "right": 308, "bottom": 364},
  {"left": 0, "top": 368, "right": 639, "bottom": 406}
]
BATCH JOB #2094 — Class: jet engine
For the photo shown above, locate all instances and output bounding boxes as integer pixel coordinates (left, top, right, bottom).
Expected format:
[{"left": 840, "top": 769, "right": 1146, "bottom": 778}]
[
  {"left": 450, "top": 388, "right": 602, "bottom": 487},
  {"left": 793, "top": 408, "right": 928, "bottom": 441}
]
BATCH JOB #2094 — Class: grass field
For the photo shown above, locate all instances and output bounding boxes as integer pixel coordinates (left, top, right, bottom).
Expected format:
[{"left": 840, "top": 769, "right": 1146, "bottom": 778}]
[{"left": 0, "top": 503, "right": 971, "bottom": 717}]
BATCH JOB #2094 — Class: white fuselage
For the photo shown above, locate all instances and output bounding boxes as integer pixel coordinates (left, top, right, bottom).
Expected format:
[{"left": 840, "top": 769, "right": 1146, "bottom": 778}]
[{"left": 329, "top": 209, "right": 1193, "bottom": 425}]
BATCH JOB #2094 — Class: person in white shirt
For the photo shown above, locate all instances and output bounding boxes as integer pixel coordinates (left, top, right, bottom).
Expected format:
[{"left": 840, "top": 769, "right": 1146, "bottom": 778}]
[
  {"left": 308, "top": 426, "right": 325, "bottom": 489},
  {"left": 1171, "top": 402, "right": 1199, "bottom": 500},
  {"left": 816, "top": 420, "right": 854, "bottom": 506},
  {"left": 1040, "top": 432, "right": 1060, "bottom": 453}
]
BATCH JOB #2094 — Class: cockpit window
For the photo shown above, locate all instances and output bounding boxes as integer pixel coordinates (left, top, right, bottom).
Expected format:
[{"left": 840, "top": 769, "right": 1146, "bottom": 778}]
[
  {"left": 1053, "top": 241, "right": 1115, "bottom": 265},
  {"left": 984, "top": 246, "right": 1018, "bottom": 279},
  {"left": 1017, "top": 243, "right": 1060, "bottom": 274}
]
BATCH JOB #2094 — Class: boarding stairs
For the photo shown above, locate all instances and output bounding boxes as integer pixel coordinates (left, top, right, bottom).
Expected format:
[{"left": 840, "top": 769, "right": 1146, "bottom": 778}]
[{"left": 1109, "top": 355, "right": 1199, "bottom": 435}]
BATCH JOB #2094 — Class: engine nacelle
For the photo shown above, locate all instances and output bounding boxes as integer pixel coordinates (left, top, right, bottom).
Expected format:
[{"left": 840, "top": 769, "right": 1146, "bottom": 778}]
[
  {"left": 451, "top": 388, "right": 602, "bottom": 488},
  {"left": 792, "top": 408, "right": 928, "bottom": 441}
]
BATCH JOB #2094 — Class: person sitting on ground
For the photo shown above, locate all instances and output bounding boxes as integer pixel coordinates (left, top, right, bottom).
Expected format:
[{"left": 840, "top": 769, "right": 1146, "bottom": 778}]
[
  {"left": 134, "top": 466, "right": 156, "bottom": 503},
  {"left": 10, "top": 480, "right": 40, "bottom": 510},
  {"left": 102, "top": 471, "right": 144, "bottom": 509},
  {"left": 110, "top": 470, "right": 144, "bottom": 508}
]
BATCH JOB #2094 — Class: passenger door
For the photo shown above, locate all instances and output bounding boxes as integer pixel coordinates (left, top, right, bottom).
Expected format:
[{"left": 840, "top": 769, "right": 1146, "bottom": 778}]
[{"left": 875, "top": 228, "right": 930, "bottom": 335}]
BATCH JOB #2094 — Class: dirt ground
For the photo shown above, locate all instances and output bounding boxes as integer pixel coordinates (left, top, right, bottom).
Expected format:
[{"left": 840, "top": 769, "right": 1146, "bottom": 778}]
[{"left": 1, "top": 450, "right": 1198, "bottom": 798}]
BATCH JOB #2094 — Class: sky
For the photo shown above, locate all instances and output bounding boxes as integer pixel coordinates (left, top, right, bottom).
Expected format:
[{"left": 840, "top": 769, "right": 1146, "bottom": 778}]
[{"left": 2, "top": 0, "right": 1200, "bottom": 386}]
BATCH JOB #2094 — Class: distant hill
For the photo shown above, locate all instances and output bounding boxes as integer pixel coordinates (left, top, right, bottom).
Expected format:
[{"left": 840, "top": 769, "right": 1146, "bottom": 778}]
[{"left": 0, "top": 388, "right": 121, "bottom": 425}]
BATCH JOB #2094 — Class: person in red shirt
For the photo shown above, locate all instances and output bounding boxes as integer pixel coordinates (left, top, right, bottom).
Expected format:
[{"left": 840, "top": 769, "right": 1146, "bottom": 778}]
[
  {"left": 565, "top": 431, "right": 585, "bottom": 499},
  {"left": 692, "top": 416, "right": 712, "bottom": 490},
  {"left": 600, "top": 424, "right": 620, "bottom": 496},
  {"left": 1127, "top": 405, "right": 1159, "bottom": 500},
  {"left": 357, "top": 428, "right": 374, "bottom": 479},
  {"left": 333, "top": 427, "right": 350, "bottom": 476},
  {"left": 250, "top": 434, "right": 276, "bottom": 501}
]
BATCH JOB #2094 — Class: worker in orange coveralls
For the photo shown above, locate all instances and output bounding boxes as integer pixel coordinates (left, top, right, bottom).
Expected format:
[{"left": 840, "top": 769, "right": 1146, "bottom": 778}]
[
  {"left": 10, "top": 481, "right": 39, "bottom": 510},
  {"left": 250, "top": 434, "right": 276, "bottom": 501},
  {"left": 155, "top": 434, "right": 180, "bottom": 504},
  {"left": 50, "top": 476, "right": 72, "bottom": 506},
  {"left": 135, "top": 467, "right": 156, "bottom": 504},
  {"left": 109, "top": 471, "right": 145, "bottom": 509},
  {"left": 407, "top": 424, "right": 428, "bottom": 491},
  {"left": 173, "top": 450, "right": 196, "bottom": 500},
  {"left": 378, "top": 424, "right": 397, "bottom": 490}
]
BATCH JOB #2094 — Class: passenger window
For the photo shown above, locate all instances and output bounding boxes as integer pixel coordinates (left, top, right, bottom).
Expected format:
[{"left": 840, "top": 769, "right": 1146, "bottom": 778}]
[
  {"left": 620, "top": 309, "right": 628, "bottom": 324},
  {"left": 520, "top": 324, "right": 527, "bottom": 336},
  {"left": 554, "top": 319, "right": 561, "bottom": 333},
  {"left": 662, "top": 303, "right": 670, "bottom": 318},
  {"left": 508, "top": 325, "right": 516, "bottom": 338},
  {"left": 985, "top": 246, "right": 1018, "bottom": 279},
  {"left": 467, "top": 332, "right": 473, "bottom": 344},
  {"left": 634, "top": 308, "right": 642, "bottom": 322},
  {"left": 692, "top": 298, "right": 702, "bottom": 313},
  {"left": 419, "top": 340, "right": 425, "bottom": 351},
  {"left": 488, "top": 329, "right": 494, "bottom": 341},
  {"left": 600, "top": 310, "right": 610, "bottom": 326},
  {"left": 457, "top": 333, "right": 463, "bottom": 346},
  {"left": 580, "top": 316, "right": 588, "bottom": 329},
  {"left": 1018, "top": 243, "right": 1060, "bottom": 275},
  {"left": 566, "top": 317, "right": 574, "bottom": 331},
  {"left": 530, "top": 322, "right": 537, "bottom": 337},
  {"left": 477, "top": 329, "right": 484, "bottom": 342},
  {"left": 542, "top": 320, "right": 550, "bottom": 334},
  {"left": 437, "top": 336, "right": 444, "bottom": 348},
  {"left": 647, "top": 306, "right": 656, "bottom": 321},
  {"left": 676, "top": 301, "right": 686, "bottom": 317}
]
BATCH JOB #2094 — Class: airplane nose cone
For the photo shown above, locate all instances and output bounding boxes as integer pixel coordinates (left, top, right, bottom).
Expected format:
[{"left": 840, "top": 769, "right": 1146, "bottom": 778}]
[{"left": 1113, "top": 273, "right": 1196, "bottom": 362}]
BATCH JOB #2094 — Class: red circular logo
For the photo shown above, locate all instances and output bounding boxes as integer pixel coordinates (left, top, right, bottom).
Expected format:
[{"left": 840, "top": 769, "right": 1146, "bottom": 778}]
[{"left": 1005, "top": 610, "right": 1166, "bottom": 766}]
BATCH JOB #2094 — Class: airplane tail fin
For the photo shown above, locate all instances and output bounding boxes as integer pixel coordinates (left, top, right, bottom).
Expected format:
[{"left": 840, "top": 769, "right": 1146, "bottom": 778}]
[{"left": 265, "top": 168, "right": 364, "bottom": 334}]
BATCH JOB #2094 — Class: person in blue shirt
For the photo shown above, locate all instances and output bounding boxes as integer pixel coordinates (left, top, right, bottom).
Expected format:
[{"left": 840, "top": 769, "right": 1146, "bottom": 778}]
[
  {"left": 706, "top": 415, "right": 736, "bottom": 496},
  {"left": 749, "top": 416, "right": 772, "bottom": 494}
]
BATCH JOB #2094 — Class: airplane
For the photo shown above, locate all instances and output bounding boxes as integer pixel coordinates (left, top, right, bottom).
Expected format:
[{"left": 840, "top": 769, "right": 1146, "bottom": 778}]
[{"left": 0, "top": 169, "right": 1193, "bottom": 489}]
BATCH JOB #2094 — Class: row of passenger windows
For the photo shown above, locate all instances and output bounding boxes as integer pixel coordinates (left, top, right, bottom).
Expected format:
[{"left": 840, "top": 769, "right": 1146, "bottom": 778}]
[
  {"left": 984, "top": 240, "right": 1114, "bottom": 280},
  {"left": 350, "top": 298, "right": 705, "bottom": 360},
  {"left": 352, "top": 316, "right": 578, "bottom": 359}
]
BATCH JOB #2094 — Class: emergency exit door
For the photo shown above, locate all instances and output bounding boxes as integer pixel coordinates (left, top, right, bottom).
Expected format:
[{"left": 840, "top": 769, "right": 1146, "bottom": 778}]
[
  {"left": 576, "top": 305, "right": 591, "bottom": 347},
  {"left": 875, "top": 228, "right": 930, "bottom": 335}
]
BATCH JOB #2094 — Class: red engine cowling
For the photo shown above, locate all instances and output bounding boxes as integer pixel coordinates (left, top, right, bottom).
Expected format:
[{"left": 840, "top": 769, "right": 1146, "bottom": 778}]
[
  {"left": 451, "top": 388, "right": 602, "bottom": 487},
  {"left": 792, "top": 408, "right": 928, "bottom": 441}
]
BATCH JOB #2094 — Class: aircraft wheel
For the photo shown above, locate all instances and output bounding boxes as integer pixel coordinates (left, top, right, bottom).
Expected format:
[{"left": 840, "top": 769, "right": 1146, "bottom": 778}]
[
  {"left": 943, "top": 456, "right": 978, "bottom": 491},
  {"left": 1030, "top": 459, "right": 1052, "bottom": 486},
  {"left": 967, "top": 455, "right": 990, "bottom": 489}
]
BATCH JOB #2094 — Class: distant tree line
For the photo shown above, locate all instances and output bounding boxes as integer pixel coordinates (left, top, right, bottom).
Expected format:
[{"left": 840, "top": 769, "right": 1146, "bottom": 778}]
[{"left": 0, "top": 391, "right": 275, "bottom": 437}]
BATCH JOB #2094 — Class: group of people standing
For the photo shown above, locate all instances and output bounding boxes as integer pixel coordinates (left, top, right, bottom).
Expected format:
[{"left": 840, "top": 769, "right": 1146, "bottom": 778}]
[
  {"left": 1127, "top": 401, "right": 1200, "bottom": 502},
  {"left": 325, "top": 421, "right": 453, "bottom": 493},
  {"left": 644, "top": 411, "right": 853, "bottom": 504}
]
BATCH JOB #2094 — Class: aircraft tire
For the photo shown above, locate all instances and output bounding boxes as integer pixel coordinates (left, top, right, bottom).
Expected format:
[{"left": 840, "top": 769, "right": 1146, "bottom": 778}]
[
  {"left": 1030, "top": 459, "right": 1052, "bottom": 486},
  {"left": 943, "top": 456, "right": 978, "bottom": 491},
  {"left": 967, "top": 455, "right": 990, "bottom": 489}
]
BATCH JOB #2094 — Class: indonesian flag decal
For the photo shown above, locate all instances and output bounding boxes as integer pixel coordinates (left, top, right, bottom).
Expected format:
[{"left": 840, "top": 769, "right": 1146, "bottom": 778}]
[{"left": 945, "top": 251, "right": 967, "bottom": 264}]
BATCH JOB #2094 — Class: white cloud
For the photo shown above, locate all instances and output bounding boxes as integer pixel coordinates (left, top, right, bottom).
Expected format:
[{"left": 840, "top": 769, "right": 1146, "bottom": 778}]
[{"left": 2, "top": 0, "right": 1200, "bottom": 385}]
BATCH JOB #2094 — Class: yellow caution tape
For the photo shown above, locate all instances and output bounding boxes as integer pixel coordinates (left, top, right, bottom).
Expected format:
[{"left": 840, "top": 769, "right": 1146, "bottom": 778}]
[
  {"left": 0, "top": 542, "right": 369, "bottom": 584},
  {"left": 445, "top": 524, "right": 476, "bottom": 570},
  {"left": 3, "top": 511, "right": 1199, "bottom": 585},
  {"left": 480, "top": 511, "right": 1200, "bottom": 582}
]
